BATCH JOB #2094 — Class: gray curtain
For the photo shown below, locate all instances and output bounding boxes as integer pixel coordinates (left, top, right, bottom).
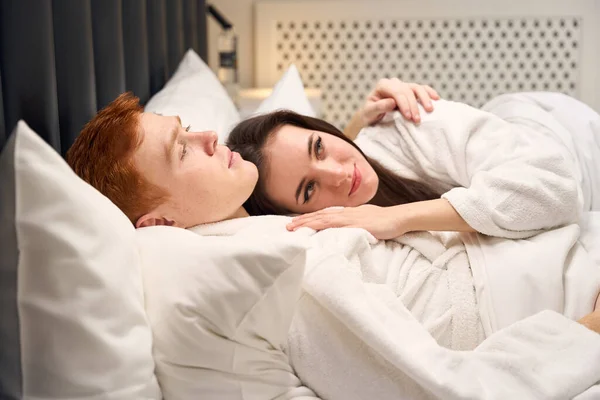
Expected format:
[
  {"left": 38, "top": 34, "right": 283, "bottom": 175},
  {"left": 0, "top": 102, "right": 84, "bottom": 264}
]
[{"left": 0, "top": 0, "right": 208, "bottom": 156}]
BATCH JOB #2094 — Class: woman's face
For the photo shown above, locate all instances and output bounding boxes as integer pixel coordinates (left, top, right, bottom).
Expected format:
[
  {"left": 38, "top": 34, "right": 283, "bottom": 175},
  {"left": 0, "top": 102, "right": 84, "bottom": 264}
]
[{"left": 263, "top": 125, "right": 378, "bottom": 214}]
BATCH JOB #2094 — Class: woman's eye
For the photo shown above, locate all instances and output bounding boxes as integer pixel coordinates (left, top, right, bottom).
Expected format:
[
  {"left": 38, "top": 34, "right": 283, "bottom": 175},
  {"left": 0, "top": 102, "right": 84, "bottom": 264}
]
[
  {"left": 315, "top": 137, "right": 323, "bottom": 157},
  {"left": 304, "top": 181, "right": 315, "bottom": 203}
]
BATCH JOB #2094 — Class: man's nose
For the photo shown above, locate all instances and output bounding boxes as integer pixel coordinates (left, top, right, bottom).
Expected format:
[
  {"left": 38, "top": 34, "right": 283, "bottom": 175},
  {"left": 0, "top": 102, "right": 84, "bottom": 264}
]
[{"left": 189, "top": 130, "right": 218, "bottom": 155}]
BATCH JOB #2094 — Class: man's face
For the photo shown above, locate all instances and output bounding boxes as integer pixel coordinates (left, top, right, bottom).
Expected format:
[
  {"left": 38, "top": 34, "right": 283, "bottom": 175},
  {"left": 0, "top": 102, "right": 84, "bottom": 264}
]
[{"left": 133, "top": 112, "right": 258, "bottom": 228}]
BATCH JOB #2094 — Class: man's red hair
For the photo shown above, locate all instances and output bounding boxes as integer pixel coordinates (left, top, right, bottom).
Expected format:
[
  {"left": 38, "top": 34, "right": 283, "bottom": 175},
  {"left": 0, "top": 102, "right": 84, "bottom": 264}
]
[{"left": 67, "top": 92, "right": 166, "bottom": 224}]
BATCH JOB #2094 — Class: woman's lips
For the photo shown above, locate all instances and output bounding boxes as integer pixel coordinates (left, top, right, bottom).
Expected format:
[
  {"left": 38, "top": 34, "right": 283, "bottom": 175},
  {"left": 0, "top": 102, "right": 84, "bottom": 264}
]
[{"left": 349, "top": 164, "right": 362, "bottom": 196}]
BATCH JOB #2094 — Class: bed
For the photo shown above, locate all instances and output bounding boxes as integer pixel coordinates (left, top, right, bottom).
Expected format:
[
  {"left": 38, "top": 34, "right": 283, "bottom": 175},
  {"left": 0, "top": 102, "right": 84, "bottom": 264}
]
[{"left": 2, "top": 1, "right": 600, "bottom": 399}]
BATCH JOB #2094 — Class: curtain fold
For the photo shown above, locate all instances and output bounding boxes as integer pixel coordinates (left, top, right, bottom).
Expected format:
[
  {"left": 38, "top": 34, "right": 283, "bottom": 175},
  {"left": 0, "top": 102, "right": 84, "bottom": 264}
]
[
  {"left": 52, "top": 0, "right": 97, "bottom": 155},
  {"left": 166, "top": 0, "right": 185, "bottom": 76},
  {"left": 183, "top": 0, "right": 199, "bottom": 56},
  {"left": 147, "top": 0, "right": 168, "bottom": 96},
  {"left": 0, "top": 69, "right": 5, "bottom": 149},
  {"left": 196, "top": 0, "right": 208, "bottom": 62},
  {"left": 0, "top": 0, "right": 61, "bottom": 151},
  {"left": 123, "top": 0, "right": 151, "bottom": 104},
  {"left": 92, "top": 0, "right": 126, "bottom": 110}
]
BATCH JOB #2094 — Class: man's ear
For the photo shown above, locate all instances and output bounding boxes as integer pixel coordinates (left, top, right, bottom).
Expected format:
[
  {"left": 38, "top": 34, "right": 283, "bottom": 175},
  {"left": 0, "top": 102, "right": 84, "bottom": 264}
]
[{"left": 135, "top": 213, "right": 176, "bottom": 229}]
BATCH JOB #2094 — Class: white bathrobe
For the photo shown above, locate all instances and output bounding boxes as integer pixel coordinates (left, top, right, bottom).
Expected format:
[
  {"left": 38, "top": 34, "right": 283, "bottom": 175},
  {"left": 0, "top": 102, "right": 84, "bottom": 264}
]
[
  {"left": 482, "top": 92, "right": 600, "bottom": 212},
  {"left": 354, "top": 93, "right": 600, "bottom": 239}
]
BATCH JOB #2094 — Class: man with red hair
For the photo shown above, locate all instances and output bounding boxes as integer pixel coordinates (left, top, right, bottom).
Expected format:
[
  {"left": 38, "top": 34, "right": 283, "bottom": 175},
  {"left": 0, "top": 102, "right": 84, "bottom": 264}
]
[{"left": 67, "top": 92, "right": 258, "bottom": 228}]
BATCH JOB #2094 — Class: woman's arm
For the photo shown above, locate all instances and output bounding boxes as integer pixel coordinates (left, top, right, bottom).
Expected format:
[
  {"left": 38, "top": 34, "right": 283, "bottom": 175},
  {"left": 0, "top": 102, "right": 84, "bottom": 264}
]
[
  {"left": 287, "top": 199, "right": 474, "bottom": 239},
  {"left": 343, "top": 78, "right": 440, "bottom": 140},
  {"left": 343, "top": 110, "right": 366, "bottom": 141},
  {"left": 397, "top": 198, "right": 475, "bottom": 234}
]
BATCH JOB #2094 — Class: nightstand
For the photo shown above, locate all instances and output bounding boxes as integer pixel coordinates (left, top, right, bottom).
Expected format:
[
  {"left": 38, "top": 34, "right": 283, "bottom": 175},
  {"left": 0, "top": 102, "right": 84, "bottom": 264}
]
[{"left": 237, "top": 88, "right": 322, "bottom": 119}]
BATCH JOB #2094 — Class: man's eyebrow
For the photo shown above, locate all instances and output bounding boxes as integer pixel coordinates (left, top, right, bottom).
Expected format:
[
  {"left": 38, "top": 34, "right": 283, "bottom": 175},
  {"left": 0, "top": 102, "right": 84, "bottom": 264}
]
[
  {"left": 165, "top": 116, "right": 183, "bottom": 162},
  {"left": 165, "top": 123, "right": 179, "bottom": 162},
  {"left": 295, "top": 177, "right": 306, "bottom": 204}
]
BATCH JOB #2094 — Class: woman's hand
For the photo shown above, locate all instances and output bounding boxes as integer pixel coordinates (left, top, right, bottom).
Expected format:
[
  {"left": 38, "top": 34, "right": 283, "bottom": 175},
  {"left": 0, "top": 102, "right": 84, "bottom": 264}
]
[
  {"left": 363, "top": 78, "right": 440, "bottom": 125},
  {"left": 286, "top": 205, "right": 407, "bottom": 240},
  {"left": 344, "top": 78, "right": 440, "bottom": 140}
]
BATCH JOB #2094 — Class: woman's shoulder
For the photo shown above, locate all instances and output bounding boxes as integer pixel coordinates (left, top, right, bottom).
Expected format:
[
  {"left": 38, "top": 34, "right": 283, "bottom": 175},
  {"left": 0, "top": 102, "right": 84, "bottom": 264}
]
[
  {"left": 355, "top": 99, "right": 458, "bottom": 143},
  {"left": 415, "top": 99, "right": 483, "bottom": 124}
]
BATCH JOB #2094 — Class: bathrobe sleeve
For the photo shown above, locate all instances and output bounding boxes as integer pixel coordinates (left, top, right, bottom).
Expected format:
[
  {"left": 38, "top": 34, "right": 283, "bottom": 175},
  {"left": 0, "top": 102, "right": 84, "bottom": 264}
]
[{"left": 355, "top": 100, "right": 582, "bottom": 239}]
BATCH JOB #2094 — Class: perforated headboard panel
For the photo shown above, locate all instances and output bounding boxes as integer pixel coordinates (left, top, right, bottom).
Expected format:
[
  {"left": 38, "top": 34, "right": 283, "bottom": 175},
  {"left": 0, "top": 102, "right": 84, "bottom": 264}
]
[{"left": 256, "top": 0, "right": 600, "bottom": 129}]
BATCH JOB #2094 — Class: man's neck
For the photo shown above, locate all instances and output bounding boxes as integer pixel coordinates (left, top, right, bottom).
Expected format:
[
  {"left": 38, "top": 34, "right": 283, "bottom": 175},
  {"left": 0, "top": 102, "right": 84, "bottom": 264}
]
[{"left": 228, "top": 206, "right": 249, "bottom": 220}]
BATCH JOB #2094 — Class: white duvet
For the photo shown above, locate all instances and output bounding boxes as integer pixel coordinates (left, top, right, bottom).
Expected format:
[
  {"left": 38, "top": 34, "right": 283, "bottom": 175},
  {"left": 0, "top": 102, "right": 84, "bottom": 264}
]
[
  {"left": 192, "top": 213, "right": 600, "bottom": 400},
  {"left": 292, "top": 219, "right": 600, "bottom": 400}
]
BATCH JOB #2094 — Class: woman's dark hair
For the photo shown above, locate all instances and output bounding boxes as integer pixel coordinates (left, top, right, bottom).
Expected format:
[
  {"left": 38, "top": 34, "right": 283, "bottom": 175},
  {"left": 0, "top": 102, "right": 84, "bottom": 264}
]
[{"left": 227, "top": 110, "right": 439, "bottom": 216}]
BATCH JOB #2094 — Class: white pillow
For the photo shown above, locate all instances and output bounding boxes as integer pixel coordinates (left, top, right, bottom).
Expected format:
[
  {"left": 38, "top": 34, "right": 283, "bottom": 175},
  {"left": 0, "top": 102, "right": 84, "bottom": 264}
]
[
  {"left": 137, "top": 225, "right": 315, "bottom": 399},
  {"left": 255, "top": 64, "right": 316, "bottom": 117},
  {"left": 144, "top": 49, "right": 241, "bottom": 143},
  {"left": 0, "top": 121, "right": 160, "bottom": 399}
]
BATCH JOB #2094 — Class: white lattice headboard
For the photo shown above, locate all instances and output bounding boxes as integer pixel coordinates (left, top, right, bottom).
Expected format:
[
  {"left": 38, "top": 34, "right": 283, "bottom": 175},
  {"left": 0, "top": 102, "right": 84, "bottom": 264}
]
[{"left": 255, "top": 0, "right": 600, "bottom": 128}]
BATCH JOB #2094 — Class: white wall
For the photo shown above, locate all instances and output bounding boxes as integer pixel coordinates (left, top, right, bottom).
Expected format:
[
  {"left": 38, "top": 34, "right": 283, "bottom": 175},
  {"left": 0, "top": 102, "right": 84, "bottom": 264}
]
[{"left": 208, "top": 0, "right": 327, "bottom": 88}]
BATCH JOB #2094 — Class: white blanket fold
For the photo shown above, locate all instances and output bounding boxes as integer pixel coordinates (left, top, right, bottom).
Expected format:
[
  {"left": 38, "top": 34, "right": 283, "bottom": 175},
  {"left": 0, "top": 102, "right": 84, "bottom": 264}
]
[
  {"left": 191, "top": 216, "right": 600, "bottom": 400},
  {"left": 293, "top": 240, "right": 600, "bottom": 399}
]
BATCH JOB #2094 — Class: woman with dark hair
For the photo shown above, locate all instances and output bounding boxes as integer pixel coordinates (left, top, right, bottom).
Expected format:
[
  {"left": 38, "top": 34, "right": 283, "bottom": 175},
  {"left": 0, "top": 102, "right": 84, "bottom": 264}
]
[
  {"left": 227, "top": 91, "right": 600, "bottom": 240},
  {"left": 228, "top": 110, "right": 440, "bottom": 213}
]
